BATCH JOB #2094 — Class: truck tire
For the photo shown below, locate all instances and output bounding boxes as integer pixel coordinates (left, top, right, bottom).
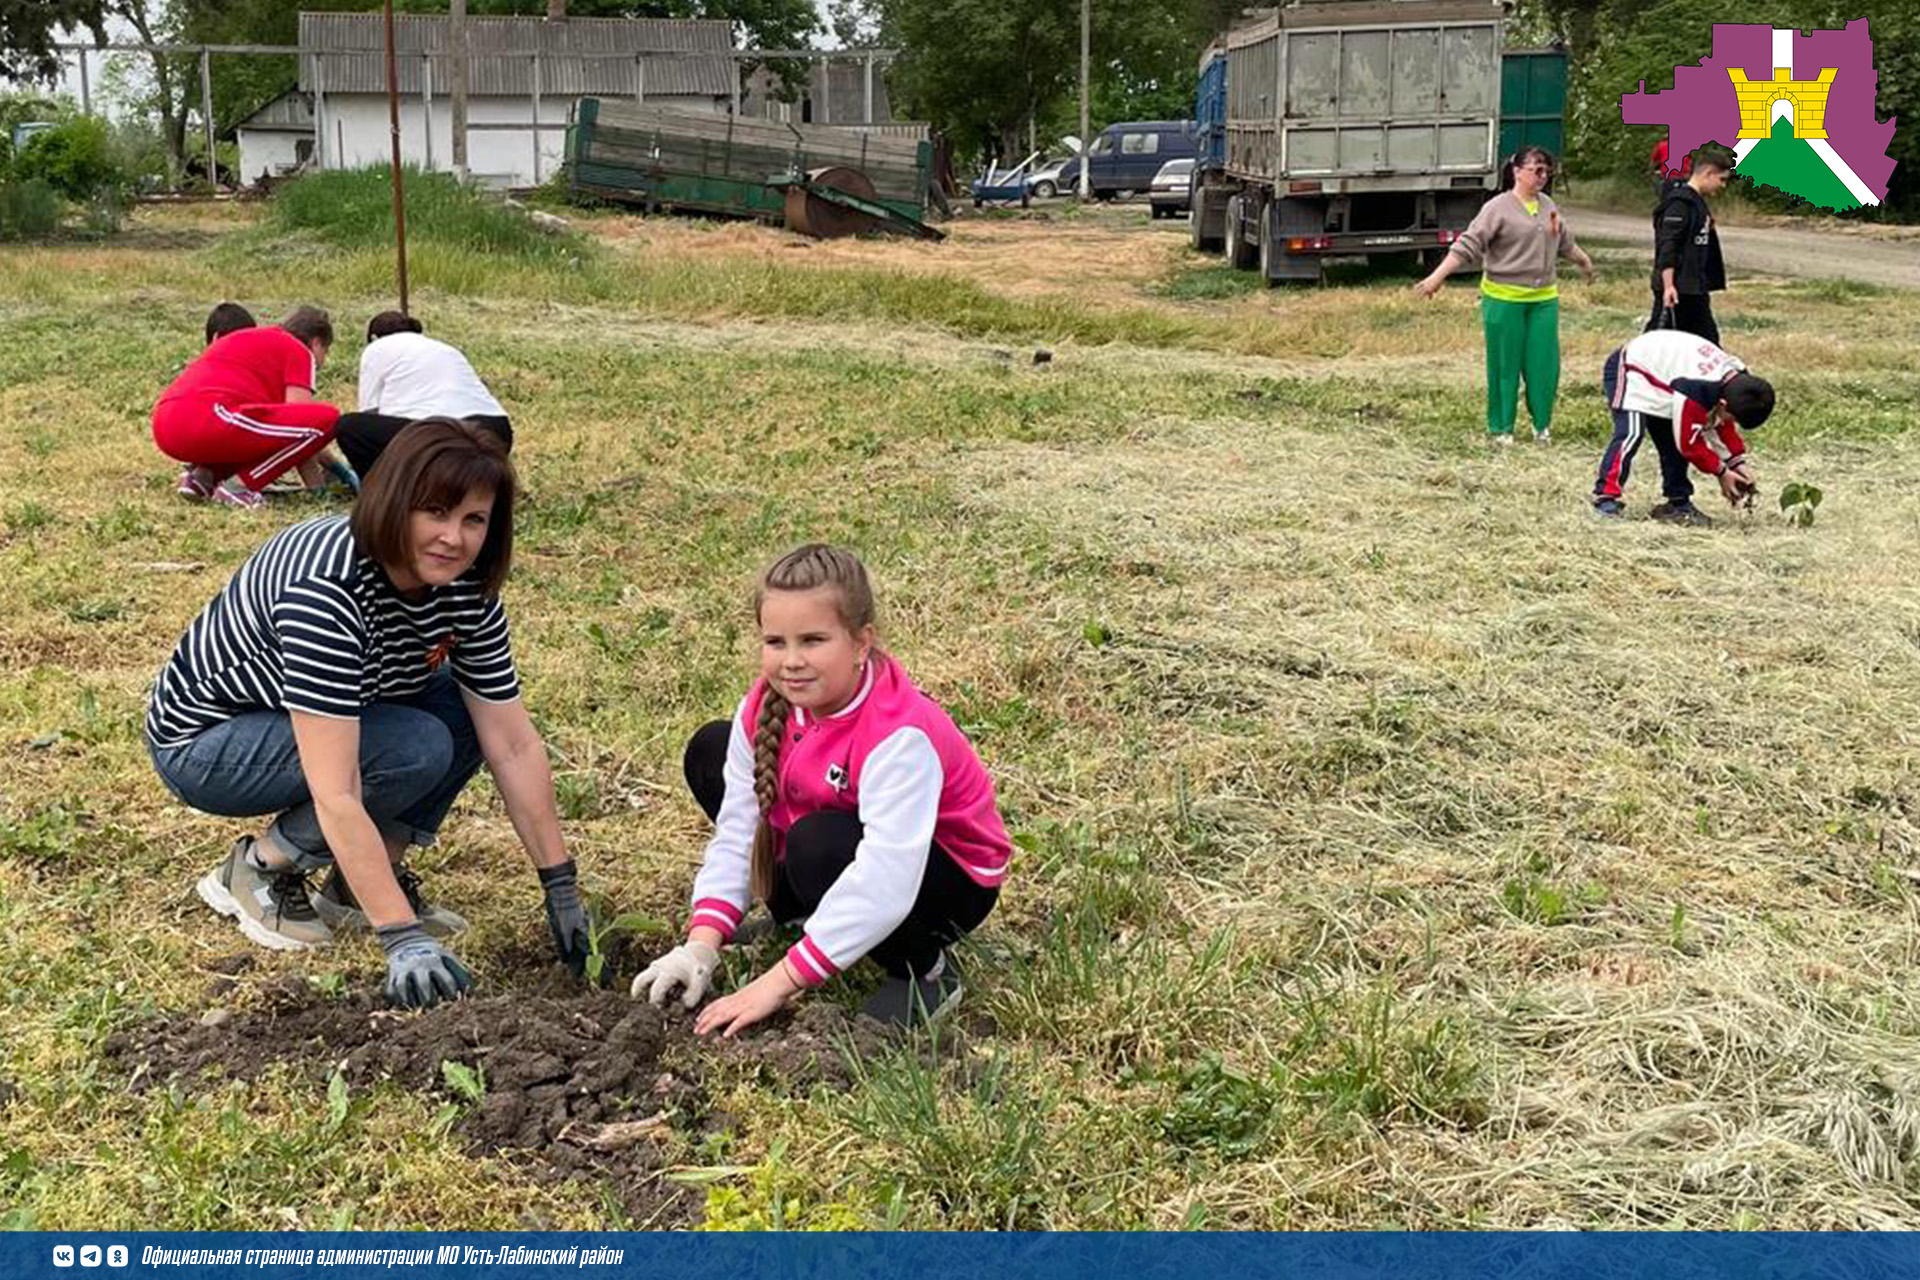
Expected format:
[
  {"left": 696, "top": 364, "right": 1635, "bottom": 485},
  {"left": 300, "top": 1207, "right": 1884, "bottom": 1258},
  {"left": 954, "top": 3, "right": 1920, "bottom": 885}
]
[
  {"left": 1189, "top": 177, "right": 1224, "bottom": 253},
  {"left": 1225, "top": 195, "right": 1259, "bottom": 271}
]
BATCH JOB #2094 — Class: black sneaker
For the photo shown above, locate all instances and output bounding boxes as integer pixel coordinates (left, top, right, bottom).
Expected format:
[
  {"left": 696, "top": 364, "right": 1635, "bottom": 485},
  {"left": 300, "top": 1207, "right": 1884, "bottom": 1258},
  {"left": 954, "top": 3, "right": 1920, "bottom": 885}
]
[
  {"left": 859, "top": 953, "right": 964, "bottom": 1027},
  {"left": 1593, "top": 498, "right": 1626, "bottom": 518},
  {"left": 313, "top": 864, "right": 469, "bottom": 938},
  {"left": 1649, "top": 500, "right": 1713, "bottom": 527}
]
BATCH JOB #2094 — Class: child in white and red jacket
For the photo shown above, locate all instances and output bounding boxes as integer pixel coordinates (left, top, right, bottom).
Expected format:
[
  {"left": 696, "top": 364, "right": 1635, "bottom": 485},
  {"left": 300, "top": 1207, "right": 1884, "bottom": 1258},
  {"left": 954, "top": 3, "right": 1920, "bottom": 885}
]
[
  {"left": 1592, "top": 328, "right": 1774, "bottom": 526},
  {"left": 632, "top": 543, "right": 1010, "bottom": 1032}
]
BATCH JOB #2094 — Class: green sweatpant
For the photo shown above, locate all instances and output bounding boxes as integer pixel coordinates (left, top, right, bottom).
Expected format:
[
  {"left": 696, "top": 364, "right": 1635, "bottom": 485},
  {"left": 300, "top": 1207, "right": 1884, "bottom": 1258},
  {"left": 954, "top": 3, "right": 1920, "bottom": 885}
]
[{"left": 1480, "top": 294, "right": 1560, "bottom": 436}]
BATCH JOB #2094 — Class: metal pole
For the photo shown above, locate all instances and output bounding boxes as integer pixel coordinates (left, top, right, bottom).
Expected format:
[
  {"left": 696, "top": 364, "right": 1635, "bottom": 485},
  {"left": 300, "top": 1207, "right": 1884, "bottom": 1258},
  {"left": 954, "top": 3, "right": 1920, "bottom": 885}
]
[
  {"left": 863, "top": 55, "right": 873, "bottom": 124},
  {"left": 312, "top": 55, "right": 325, "bottom": 169},
  {"left": 77, "top": 50, "right": 91, "bottom": 115},
  {"left": 1078, "top": 0, "right": 1091, "bottom": 199},
  {"left": 200, "top": 49, "right": 216, "bottom": 193},
  {"left": 531, "top": 52, "right": 542, "bottom": 184},
  {"left": 634, "top": 55, "right": 645, "bottom": 104},
  {"left": 730, "top": 53, "right": 741, "bottom": 116},
  {"left": 383, "top": 0, "right": 410, "bottom": 314},
  {"left": 423, "top": 54, "right": 434, "bottom": 170},
  {"left": 449, "top": 0, "right": 469, "bottom": 180}
]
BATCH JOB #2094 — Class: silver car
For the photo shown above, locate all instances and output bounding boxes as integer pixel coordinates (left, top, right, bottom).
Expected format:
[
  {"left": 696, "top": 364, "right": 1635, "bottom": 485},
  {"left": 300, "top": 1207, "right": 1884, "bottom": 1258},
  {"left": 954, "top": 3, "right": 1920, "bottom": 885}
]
[
  {"left": 1148, "top": 158, "right": 1194, "bottom": 218},
  {"left": 1025, "top": 158, "right": 1072, "bottom": 199}
]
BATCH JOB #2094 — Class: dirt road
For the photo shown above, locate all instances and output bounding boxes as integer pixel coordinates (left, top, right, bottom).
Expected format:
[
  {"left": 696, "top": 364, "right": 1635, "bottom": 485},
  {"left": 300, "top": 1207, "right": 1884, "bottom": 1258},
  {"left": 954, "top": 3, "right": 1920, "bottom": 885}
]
[{"left": 1564, "top": 203, "right": 1920, "bottom": 289}]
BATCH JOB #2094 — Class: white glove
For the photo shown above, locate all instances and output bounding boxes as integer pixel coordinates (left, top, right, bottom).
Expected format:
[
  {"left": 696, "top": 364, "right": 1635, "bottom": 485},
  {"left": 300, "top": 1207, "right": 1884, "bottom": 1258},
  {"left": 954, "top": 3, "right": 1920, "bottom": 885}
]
[{"left": 630, "top": 941, "right": 720, "bottom": 1008}]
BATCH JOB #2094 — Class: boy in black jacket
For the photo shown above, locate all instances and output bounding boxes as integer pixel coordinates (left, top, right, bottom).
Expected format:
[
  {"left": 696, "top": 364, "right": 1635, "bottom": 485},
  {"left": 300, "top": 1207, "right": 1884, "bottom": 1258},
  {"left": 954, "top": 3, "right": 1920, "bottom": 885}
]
[{"left": 1647, "top": 151, "right": 1730, "bottom": 344}]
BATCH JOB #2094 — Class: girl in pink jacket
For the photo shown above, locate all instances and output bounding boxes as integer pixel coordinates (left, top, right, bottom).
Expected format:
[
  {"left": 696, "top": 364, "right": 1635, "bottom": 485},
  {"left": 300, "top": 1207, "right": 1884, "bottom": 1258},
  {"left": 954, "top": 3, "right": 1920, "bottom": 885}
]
[{"left": 633, "top": 544, "right": 1011, "bottom": 1032}]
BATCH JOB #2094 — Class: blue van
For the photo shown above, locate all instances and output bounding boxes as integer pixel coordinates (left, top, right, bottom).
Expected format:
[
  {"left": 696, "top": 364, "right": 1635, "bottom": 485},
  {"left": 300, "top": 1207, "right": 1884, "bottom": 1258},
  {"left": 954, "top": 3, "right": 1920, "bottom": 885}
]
[{"left": 1057, "top": 121, "right": 1198, "bottom": 198}]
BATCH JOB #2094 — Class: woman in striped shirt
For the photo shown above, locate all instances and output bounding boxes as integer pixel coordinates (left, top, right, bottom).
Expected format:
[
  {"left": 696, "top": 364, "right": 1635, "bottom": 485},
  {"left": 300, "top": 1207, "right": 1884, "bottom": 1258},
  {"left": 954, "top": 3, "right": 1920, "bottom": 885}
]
[{"left": 145, "top": 419, "right": 590, "bottom": 1008}]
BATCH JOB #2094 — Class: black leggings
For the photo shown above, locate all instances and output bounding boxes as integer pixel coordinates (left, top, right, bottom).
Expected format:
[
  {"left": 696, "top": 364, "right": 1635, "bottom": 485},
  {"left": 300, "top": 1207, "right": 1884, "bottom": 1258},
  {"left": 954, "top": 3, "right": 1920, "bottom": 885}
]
[
  {"left": 683, "top": 720, "right": 997, "bottom": 979},
  {"left": 333, "top": 412, "right": 513, "bottom": 480}
]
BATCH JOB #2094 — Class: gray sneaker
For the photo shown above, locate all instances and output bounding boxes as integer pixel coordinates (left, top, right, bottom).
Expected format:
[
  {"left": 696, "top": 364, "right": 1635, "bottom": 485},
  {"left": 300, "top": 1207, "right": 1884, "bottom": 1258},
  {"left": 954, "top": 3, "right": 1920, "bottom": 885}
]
[
  {"left": 312, "top": 864, "right": 469, "bottom": 939},
  {"left": 196, "top": 838, "right": 332, "bottom": 951},
  {"left": 859, "top": 953, "right": 965, "bottom": 1027}
]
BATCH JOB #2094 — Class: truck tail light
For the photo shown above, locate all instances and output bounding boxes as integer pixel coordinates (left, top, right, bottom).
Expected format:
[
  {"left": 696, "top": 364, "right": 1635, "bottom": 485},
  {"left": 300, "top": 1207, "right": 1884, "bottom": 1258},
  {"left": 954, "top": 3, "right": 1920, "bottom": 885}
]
[
  {"left": 1286, "top": 236, "right": 1333, "bottom": 252},
  {"left": 1288, "top": 181, "right": 1322, "bottom": 194}
]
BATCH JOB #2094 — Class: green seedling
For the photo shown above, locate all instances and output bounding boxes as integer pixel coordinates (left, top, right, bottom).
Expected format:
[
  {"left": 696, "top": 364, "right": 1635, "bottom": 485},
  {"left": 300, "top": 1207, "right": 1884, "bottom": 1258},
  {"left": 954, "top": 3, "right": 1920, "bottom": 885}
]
[
  {"left": 583, "top": 908, "right": 665, "bottom": 987},
  {"left": 440, "top": 1059, "right": 485, "bottom": 1104},
  {"left": 1779, "top": 481, "right": 1823, "bottom": 527}
]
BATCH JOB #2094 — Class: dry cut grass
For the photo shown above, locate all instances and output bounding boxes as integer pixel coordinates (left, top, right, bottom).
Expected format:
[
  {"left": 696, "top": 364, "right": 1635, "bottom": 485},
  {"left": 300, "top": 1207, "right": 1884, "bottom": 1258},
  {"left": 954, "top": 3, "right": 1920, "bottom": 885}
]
[{"left": 0, "top": 197, "right": 1917, "bottom": 1228}]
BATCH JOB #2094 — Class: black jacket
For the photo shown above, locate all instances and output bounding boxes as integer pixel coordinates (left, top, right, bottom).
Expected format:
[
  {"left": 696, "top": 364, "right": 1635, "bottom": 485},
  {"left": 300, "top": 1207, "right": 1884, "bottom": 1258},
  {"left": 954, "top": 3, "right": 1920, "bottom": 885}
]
[{"left": 1651, "top": 185, "right": 1725, "bottom": 295}]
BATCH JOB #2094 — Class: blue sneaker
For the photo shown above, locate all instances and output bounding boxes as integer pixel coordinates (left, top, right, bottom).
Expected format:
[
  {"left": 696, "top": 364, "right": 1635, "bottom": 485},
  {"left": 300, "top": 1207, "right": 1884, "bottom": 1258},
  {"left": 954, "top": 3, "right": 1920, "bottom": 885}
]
[{"left": 1593, "top": 498, "right": 1626, "bottom": 518}]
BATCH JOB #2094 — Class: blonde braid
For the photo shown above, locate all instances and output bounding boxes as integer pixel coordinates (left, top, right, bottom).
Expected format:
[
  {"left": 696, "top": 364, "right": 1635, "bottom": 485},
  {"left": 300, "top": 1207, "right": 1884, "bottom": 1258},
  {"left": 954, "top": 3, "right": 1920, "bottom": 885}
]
[
  {"left": 746, "top": 544, "right": 878, "bottom": 904},
  {"left": 748, "top": 685, "right": 790, "bottom": 904}
]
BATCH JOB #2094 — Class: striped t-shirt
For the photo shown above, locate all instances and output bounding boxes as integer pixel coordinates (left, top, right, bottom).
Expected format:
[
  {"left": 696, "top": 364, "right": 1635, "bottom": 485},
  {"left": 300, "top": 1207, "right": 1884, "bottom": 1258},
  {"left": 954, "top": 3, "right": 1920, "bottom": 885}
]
[{"left": 145, "top": 516, "right": 521, "bottom": 748}]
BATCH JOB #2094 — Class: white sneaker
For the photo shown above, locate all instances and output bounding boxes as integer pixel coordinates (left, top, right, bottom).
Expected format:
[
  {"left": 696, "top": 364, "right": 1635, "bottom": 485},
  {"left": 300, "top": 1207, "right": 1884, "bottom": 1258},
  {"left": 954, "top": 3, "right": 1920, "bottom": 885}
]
[{"left": 1534, "top": 428, "right": 1552, "bottom": 443}]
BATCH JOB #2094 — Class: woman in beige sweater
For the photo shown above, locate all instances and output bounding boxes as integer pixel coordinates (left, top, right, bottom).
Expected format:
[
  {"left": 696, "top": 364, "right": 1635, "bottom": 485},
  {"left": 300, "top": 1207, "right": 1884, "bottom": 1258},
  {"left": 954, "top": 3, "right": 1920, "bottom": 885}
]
[{"left": 1414, "top": 147, "right": 1595, "bottom": 443}]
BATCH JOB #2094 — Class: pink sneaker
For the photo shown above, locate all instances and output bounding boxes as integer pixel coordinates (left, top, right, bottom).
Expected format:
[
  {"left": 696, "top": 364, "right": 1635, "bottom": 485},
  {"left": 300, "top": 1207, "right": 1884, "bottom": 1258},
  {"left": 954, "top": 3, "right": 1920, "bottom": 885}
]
[
  {"left": 211, "top": 477, "right": 266, "bottom": 510},
  {"left": 177, "top": 466, "right": 215, "bottom": 500}
]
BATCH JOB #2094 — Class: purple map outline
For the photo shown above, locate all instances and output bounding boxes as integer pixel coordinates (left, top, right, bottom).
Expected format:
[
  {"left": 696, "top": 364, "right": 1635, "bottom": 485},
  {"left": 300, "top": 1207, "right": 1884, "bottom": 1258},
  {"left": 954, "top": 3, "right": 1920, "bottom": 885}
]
[{"left": 1620, "top": 19, "right": 1896, "bottom": 201}]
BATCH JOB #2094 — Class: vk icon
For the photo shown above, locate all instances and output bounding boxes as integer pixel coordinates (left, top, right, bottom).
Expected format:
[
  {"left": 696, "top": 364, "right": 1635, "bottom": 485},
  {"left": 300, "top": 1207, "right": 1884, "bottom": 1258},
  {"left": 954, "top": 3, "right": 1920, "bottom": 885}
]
[
  {"left": 108, "top": 1247, "right": 130, "bottom": 1267},
  {"left": 53, "top": 1246, "right": 75, "bottom": 1267},
  {"left": 81, "top": 1246, "right": 103, "bottom": 1267}
]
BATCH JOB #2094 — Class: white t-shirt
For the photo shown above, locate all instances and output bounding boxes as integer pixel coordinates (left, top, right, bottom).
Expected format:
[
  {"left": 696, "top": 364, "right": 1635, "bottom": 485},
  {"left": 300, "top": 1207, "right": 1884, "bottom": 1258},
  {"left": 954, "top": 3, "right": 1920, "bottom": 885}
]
[{"left": 356, "top": 331, "right": 506, "bottom": 420}]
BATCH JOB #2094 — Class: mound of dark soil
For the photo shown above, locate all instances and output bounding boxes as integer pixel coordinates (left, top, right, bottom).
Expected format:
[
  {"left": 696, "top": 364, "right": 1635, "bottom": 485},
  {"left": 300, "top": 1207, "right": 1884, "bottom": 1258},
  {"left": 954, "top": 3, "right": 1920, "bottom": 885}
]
[{"left": 103, "top": 977, "right": 887, "bottom": 1226}]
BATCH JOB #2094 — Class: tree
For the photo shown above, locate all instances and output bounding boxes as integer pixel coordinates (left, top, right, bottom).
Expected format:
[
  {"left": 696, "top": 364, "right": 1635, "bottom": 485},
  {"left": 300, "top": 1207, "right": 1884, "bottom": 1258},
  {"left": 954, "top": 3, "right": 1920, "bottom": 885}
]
[
  {"left": 1527, "top": 0, "right": 1916, "bottom": 215},
  {"left": 0, "top": 0, "right": 107, "bottom": 85},
  {"left": 856, "top": 0, "right": 1225, "bottom": 160}
]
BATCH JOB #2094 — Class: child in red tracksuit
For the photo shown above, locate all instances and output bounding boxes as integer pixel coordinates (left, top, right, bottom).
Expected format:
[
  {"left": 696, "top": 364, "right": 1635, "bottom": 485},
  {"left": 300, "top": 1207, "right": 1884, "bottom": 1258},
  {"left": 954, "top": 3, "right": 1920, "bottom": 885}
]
[
  {"left": 153, "top": 306, "right": 341, "bottom": 511},
  {"left": 632, "top": 543, "right": 1011, "bottom": 1032},
  {"left": 1592, "top": 329, "right": 1774, "bottom": 526}
]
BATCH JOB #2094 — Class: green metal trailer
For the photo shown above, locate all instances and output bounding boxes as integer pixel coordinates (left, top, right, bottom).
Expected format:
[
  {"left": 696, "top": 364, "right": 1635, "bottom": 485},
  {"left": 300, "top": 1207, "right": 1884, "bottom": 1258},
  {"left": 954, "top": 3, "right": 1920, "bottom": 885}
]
[{"left": 567, "top": 97, "right": 938, "bottom": 237}]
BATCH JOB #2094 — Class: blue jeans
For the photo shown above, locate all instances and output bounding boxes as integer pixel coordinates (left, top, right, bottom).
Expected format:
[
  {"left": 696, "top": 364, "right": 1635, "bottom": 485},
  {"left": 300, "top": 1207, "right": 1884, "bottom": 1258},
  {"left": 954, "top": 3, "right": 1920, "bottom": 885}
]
[{"left": 148, "top": 672, "right": 484, "bottom": 870}]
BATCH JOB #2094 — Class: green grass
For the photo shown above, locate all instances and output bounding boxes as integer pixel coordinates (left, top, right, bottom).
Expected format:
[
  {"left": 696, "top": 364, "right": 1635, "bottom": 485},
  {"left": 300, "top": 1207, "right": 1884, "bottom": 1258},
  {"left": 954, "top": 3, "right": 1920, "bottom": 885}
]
[
  {"left": 268, "top": 166, "right": 587, "bottom": 262},
  {"left": 1, "top": 196, "right": 1919, "bottom": 1228}
]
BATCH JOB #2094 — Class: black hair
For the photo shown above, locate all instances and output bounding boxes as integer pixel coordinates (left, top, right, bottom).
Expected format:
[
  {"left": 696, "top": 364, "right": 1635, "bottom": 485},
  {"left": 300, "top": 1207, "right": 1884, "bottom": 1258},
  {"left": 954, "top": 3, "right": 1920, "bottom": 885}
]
[
  {"left": 1693, "top": 148, "right": 1735, "bottom": 175},
  {"left": 366, "top": 310, "right": 424, "bottom": 343},
  {"left": 204, "top": 302, "right": 255, "bottom": 345},
  {"left": 1498, "top": 145, "right": 1557, "bottom": 194},
  {"left": 1722, "top": 372, "right": 1774, "bottom": 430}
]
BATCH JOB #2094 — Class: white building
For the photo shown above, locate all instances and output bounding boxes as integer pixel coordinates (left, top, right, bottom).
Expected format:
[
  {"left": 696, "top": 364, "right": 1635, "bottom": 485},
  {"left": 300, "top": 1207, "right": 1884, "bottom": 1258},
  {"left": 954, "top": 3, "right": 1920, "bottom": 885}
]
[
  {"left": 234, "top": 91, "right": 316, "bottom": 184},
  {"left": 295, "top": 12, "right": 735, "bottom": 188}
]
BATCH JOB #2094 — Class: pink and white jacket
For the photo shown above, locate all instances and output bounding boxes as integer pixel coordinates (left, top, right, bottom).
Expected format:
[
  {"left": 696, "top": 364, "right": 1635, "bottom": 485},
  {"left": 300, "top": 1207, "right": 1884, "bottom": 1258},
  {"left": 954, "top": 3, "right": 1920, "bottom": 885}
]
[{"left": 686, "top": 652, "right": 1012, "bottom": 986}]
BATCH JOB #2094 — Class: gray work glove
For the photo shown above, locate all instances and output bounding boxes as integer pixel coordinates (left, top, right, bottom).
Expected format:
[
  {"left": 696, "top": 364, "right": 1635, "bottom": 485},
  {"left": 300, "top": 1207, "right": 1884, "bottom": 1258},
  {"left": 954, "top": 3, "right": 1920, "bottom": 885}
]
[
  {"left": 630, "top": 941, "right": 720, "bottom": 1008},
  {"left": 379, "top": 922, "right": 474, "bottom": 1009},
  {"left": 538, "top": 860, "right": 591, "bottom": 978}
]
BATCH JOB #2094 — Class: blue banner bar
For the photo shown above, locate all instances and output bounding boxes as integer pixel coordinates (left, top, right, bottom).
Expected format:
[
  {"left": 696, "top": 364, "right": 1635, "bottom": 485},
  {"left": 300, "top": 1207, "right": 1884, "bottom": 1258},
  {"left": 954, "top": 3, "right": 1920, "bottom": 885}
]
[{"left": 3, "top": 1233, "right": 1917, "bottom": 1280}]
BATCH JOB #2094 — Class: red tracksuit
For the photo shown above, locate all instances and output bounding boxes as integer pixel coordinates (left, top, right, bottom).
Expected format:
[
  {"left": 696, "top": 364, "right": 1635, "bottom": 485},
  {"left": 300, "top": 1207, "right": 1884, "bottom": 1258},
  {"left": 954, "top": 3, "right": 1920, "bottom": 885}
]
[{"left": 152, "top": 328, "right": 340, "bottom": 491}]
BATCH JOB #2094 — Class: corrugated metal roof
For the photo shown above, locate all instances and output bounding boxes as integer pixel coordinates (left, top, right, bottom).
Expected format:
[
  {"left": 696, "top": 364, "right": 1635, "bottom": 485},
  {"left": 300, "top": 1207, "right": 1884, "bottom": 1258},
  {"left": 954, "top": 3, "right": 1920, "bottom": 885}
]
[
  {"left": 234, "top": 90, "right": 314, "bottom": 131},
  {"left": 297, "top": 13, "right": 735, "bottom": 99}
]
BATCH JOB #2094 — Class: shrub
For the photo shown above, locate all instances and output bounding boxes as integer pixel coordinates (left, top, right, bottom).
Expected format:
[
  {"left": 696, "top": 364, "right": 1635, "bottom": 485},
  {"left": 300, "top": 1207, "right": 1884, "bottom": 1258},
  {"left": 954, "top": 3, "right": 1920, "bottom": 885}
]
[
  {"left": 0, "top": 178, "right": 62, "bottom": 239},
  {"left": 15, "top": 117, "right": 125, "bottom": 203}
]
